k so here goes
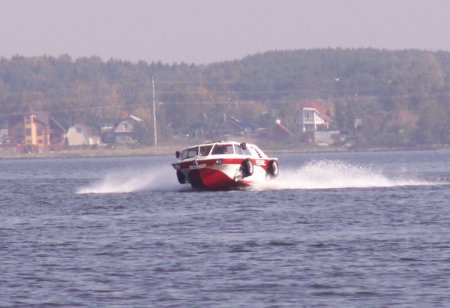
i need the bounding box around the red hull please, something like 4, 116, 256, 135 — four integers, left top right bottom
187, 168, 251, 190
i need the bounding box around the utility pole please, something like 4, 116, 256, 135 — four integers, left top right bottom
152, 76, 157, 146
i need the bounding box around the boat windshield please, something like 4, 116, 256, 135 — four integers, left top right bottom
180, 147, 198, 159
180, 143, 253, 159
211, 144, 234, 155
199, 145, 213, 156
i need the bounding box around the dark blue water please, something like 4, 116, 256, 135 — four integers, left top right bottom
1, 150, 449, 307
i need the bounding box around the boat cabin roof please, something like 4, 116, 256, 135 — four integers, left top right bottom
177, 141, 268, 160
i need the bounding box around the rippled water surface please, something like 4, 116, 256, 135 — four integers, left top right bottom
1, 150, 449, 307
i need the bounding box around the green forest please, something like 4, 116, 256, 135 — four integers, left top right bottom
1, 48, 450, 148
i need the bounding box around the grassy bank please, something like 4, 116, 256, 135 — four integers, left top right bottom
0, 144, 347, 160
1, 143, 447, 160
0, 145, 182, 159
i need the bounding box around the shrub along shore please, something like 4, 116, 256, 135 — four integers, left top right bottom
1, 142, 448, 160
0, 145, 181, 159
0, 140, 352, 159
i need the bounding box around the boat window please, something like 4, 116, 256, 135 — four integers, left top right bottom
212, 144, 234, 155
235, 144, 251, 155
199, 145, 213, 156
254, 148, 263, 158
238, 144, 252, 155
180, 147, 198, 159
234, 144, 244, 155
247, 145, 266, 158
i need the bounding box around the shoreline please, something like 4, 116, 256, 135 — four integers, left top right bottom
1, 143, 449, 160
0, 146, 180, 160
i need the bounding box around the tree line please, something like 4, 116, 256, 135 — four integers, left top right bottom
1, 48, 450, 148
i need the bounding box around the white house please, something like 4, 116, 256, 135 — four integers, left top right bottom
66, 123, 100, 146
0, 121, 8, 145
296, 102, 331, 133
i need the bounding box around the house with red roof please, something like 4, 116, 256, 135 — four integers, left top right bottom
296, 101, 332, 133
266, 119, 294, 140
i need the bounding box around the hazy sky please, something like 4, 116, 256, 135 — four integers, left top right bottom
1, 0, 450, 64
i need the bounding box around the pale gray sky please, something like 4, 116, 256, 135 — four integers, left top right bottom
1, 0, 449, 64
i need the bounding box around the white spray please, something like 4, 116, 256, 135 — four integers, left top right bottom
258, 160, 433, 190
76, 165, 179, 194
77, 159, 435, 194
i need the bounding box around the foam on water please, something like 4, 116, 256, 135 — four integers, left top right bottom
77, 159, 438, 194
76, 165, 179, 194
258, 160, 434, 190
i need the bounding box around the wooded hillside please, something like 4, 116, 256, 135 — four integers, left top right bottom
1, 48, 450, 148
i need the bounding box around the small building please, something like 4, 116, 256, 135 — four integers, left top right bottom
8, 111, 65, 152
66, 123, 100, 147
114, 115, 145, 145
265, 119, 294, 141
99, 119, 118, 145
209, 114, 255, 139
99, 114, 146, 145
296, 101, 332, 133
225, 115, 254, 135
0, 120, 8, 146
314, 130, 341, 146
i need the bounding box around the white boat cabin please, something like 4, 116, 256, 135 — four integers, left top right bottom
176, 141, 268, 160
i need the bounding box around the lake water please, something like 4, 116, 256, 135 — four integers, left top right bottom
1, 150, 449, 307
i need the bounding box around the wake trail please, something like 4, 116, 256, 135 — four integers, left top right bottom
258, 160, 436, 190
76, 165, 179, 194
77, 160, 441, 194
